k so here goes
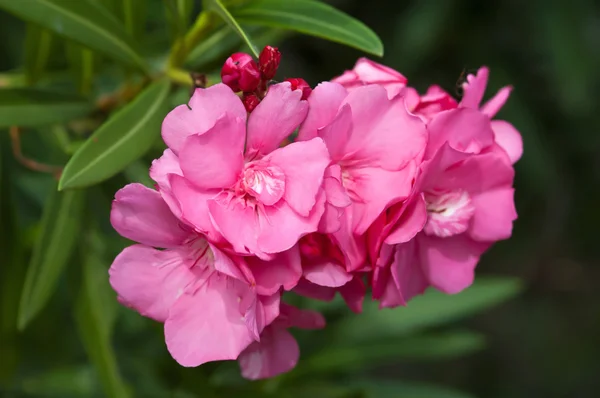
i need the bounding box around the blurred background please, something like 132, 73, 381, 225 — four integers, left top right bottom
1, 0, 599, 397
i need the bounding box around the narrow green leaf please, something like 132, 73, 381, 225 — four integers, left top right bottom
20, 366, 95, 397
59, 78, 171, 190
296, 331, 485, 376
0, 89, 91, 127
24, 24, 54, 85
231, 0, 384, 56
75, 236, 129, 398
0, 0, 148, 72
351, 380, 475, 398
66, 43, 95, 96
17, 188, 85, 330
336, 277, 523, 342
204, 0, 259, 57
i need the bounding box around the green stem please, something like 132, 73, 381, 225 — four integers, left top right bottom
168, 12, 216, 68
166, 68, 193, 86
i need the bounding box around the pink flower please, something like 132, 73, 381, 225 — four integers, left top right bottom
221, 52, 261, 93
332, 57, 409, 99
370, 107, 518, 306
258, 45, 281, 80
109, 183, 280, 367
156, 82, 330, 258
238, 303, 325, 380
298, 82, 427, 237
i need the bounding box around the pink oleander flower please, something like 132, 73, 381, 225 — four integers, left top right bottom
108, 183, 281, 367
332, 57, 408, 99
297, 81, 427, 248
370, 106, 518, 307
239, 303, 325, 379
154, 82, 330, 259
221, 52, 261, 93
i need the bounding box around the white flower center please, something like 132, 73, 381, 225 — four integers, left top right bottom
241, 162, 285, 206
423, 190, 475, 238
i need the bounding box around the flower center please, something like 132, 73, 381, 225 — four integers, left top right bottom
239, 161, 285, 206
423, 190, 475, 238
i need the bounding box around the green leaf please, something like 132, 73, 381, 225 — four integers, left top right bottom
0, 89, 91, 128
74, 234, 129, 398
24, 24, 54, 85
335, 277, 523, 343
0, 0, 148, 72
59, 78, 171, 190
66, 43, 95, 96
122, 0, 147, 41
294, 331, 485, 377
204, 0, 259, 57
350, 380, 475, 398
17, 187, 85, 330
20, 366, 95, 397
231, 0, 384, 56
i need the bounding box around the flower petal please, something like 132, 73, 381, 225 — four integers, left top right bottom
208, 194, 261, 256
162, 84, 246, 154
418, 234, 488, 294
298, 82, 348, 141
481, 86, 512, 118
111, 183, 190, 248
339, 276, 366, 313
238, 326, 299, 380
491, 120, 523, 164
246, 82, 308, 157
293, 278, 335, 301
246, 245, 303, 296
303, 260, 352, 288
109, 245, 201, 322
385, 193, 427, 245
164, 275, 256, 367
391, 240, 428, 303
460, 67, 488, 109
266, 138, 330, 217
278, 303, 326, 329
469, 187, 517, 242
179, 115, 245, 190
318, 104, 352, 161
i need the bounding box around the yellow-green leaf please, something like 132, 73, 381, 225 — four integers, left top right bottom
0, 89, 91, 128
18, 188, 85, 330
0, 0, 148, 72
231, 0, 384, 56
204, 0, 259, 57
24, 24, 54, 85
59, 79, 171, 190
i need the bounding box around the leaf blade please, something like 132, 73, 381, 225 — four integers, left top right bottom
231, 0, 384, 56
205, 0, 259, 57
59, 79, 171, 190
0, 89, 91, 128
0, 0, 147, 71
17, 187, 85, 330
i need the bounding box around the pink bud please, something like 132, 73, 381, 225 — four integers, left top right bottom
285, 78, 312, 100
242, 93, 260, 113
221, 53, 261, 92
258, 46, 281, 80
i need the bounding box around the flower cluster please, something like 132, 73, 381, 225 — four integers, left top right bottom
109, 52, 522, 379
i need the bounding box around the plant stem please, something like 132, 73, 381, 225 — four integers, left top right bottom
168, 12, 216, 68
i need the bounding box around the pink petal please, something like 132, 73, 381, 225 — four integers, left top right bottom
257, 193, 326, 254
278, 303, 326, 329
342, 85, 427, 170
339, 276, 366, 313
266, 138, 330, 217
164, 275, 256, 367
391, 240, 428, 303
246, 245, 303, 296
468, 188, 517, 242
331, 208, 367, 272
246, 82, 308, 157
162, 84, 246, 154
459, 67, 489, 109
425, 107, 495, 159
418, 234, 488, 294
179, 115, 245, 190
149, 149, 184, 219
348, 163, 416, 235
332, 58, 408, 99
109, 245, 200, 322
238, 326, 299, 380
258, 293, 282, 330
371, 244, 404, 308
169, 175, 221, 241
293, 278, 336, 301
318, 104, 352, 161
385, 193, 427, 245
297, 82, 348, 141
481, 86, 512, 118
323, 165, 351, 208
303, 260, 352, 287
210, 242, 246, 281
318, 203, 344, 234
111, 184, 190, 248
491, 120, 523, 164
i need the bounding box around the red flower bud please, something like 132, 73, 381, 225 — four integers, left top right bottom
221, 53, 261, 92
242, 93, 260, 113
259, 46, 281, 80
285, 78, 312, 100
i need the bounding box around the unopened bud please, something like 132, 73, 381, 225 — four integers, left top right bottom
258, 46, 281, 80
221, 53, 261, 92
285, 78, 312, 100
242, 93, 260, 113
